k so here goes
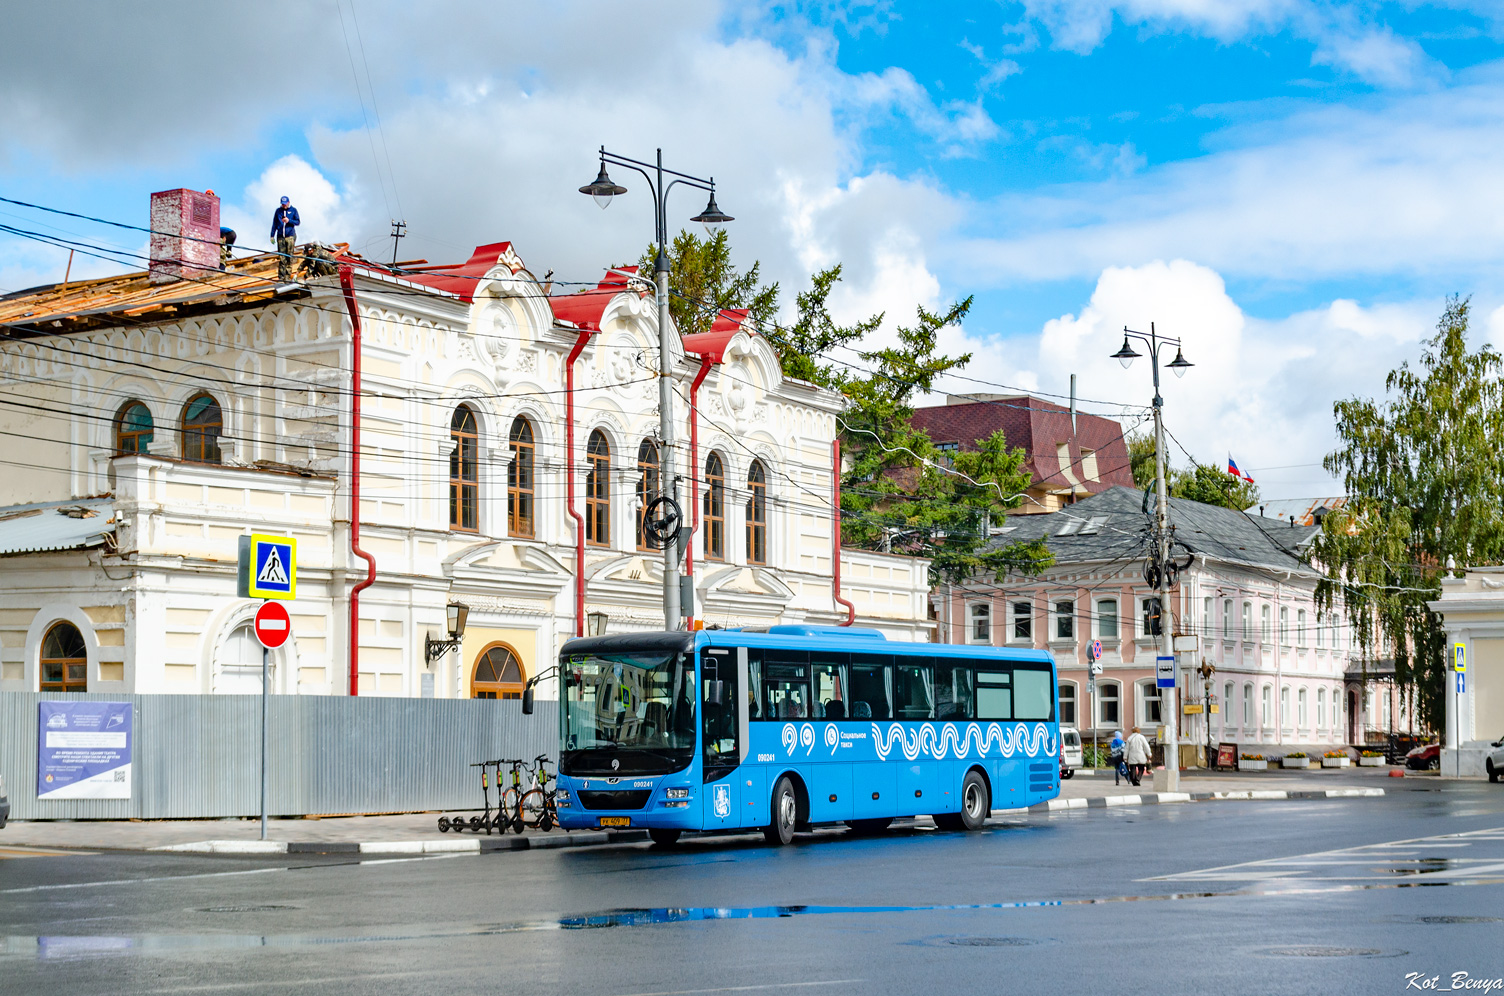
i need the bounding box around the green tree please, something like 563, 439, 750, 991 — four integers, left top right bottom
1127, 432, 1157, 489
1313, 296, 1504, 731
634, 229, 779, 338
773, 264, 881, 388
1171, 462, 1261, 511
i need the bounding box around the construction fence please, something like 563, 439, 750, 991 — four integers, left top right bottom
0, 691, 557, 821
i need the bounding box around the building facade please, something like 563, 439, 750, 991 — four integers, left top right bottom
0, 190, 931, 703
933, 487, 1358, 757
1431, 568, 1504, 775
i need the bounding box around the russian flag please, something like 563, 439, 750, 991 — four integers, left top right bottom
1228, 456, 1253, 484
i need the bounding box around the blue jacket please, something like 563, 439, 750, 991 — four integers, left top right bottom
270, 206, 300, 239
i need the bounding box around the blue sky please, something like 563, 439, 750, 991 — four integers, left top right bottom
4, 1, 1504, 499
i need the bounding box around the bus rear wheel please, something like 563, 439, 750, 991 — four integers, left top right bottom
934, 770, 989, 832
764, 776, 798, 846
649, 829, 682, 846
846, 818, 893, 835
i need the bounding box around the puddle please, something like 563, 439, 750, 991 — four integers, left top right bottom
1257, 946, 1401, 958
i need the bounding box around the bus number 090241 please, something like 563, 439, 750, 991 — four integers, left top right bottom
757, 753, 775, 762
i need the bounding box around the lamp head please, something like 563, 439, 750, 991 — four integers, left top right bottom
690, 188, 733, 234
579, 162, 627, 210
1168, 347, 1193, 379
586, 610, 609, 637
1111, 334, 1142, 369
446, 602, 469, 640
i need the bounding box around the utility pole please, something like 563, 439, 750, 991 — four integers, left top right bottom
388, 220, 406, 266
579, 148, 732, 630
1112, 323, 1193, 792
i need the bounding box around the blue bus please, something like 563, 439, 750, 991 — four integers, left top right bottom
537, 625, 1061, 845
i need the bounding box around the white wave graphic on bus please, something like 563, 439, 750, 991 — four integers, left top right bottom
869, 722, 1056, 761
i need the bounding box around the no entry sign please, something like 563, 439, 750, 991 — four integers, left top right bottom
253, 600, 292, 649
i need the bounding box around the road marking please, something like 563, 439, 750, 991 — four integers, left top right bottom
0, 867, 284, 895
1145, 825, 1504, 884
611, 982, 863, 996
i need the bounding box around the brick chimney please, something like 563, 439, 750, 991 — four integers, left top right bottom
149, 188, 220, 285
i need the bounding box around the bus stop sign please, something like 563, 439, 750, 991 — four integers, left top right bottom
1156, 655, 1176, 689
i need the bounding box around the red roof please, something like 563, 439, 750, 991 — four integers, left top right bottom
549, 267, 647, 331
682, 309, 751, 363
909, 396, 1135, 495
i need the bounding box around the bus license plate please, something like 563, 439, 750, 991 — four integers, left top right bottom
599, 817, 631, 827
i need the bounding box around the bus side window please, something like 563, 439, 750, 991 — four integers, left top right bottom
764, 650, 810, 719
894, 663, 935, 720
975, 669, 1012, 720
811, 652, 849, 719
848, 657, 892, 720
747, 650, 763, 721
935, 663, 973, 719
1012, 666, 1054, 721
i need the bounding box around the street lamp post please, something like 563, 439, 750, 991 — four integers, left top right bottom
580, 148, 732, 631
1111, 323, 1192, 791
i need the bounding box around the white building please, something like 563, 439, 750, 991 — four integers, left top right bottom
0, 189, 931, 702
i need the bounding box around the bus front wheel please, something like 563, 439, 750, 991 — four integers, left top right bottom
935, 770, 989, 832
764, 776, 798, 846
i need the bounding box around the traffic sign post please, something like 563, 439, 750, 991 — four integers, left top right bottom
251, 599, 293, 841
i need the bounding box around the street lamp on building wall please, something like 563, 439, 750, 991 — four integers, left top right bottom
1111, 322, 1192, 791
424, 602, 469, 666
580, 147, 733, 631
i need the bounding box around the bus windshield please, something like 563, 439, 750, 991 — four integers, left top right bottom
560, 650, 696, 775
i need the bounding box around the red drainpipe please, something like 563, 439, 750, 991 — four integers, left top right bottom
565, 329, 594, 638
338, 266, 377, 694
684, 358, 712, 621
832, 439, 855, 626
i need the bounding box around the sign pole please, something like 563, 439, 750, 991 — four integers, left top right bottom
261, 644, 268, 841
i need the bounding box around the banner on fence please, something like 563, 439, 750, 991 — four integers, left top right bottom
37, 701, 133, 799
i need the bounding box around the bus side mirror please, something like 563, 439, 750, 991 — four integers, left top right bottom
708, 680, 724, 706
521, 687, 534, 715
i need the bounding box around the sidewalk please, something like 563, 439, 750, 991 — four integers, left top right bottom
0, 766, 1407, 855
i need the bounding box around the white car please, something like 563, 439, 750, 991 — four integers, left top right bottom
1060, 727, 1083, 780
1486, 738, 1504, 783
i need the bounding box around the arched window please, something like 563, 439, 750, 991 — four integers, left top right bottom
704, 452, 725, 561
1242, 682, 1254, 727
1136, 679, 1162, 726
1223, 681, 1235, 732
508, 417, 535, 538
1096, 681, 1120, 727
746, 459, 767, 565
215, 623, 278, 694
1058, 681, 1077, 726
1261, 684, 1273, 727
635, 439, 661, 551
449, 406, 479, 533
1298, 687, 1309, 728
40, 621, 87, 692
115, 401, 153, 455
1317, 687, 1327, 727
181, 393, 223, 464
586, 430, 610, 546
472, 643, 525, 699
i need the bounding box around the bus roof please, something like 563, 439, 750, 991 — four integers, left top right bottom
559, 629, 1055, 668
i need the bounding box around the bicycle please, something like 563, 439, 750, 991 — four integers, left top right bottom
496, 759, 526, 834
516, 754, 557, 832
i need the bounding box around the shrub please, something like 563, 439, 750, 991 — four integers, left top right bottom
1323, 750, 1347, 758
1285, 752, 1307, 759
1240, 753, 1265, 761
1361, 750, 1384, 757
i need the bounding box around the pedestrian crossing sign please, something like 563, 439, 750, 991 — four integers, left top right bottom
238, 533, 297, 600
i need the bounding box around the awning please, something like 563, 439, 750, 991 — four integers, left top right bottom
0, 498, 116, 556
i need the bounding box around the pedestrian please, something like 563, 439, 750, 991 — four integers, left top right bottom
1125, 727, 1152, 787
1109, 730, 1125, 786
218, 226, 237, 270
270, 195, 300, 282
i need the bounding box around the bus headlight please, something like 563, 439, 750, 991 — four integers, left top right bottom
554, 791, 572, 807
665, 787, 691, 799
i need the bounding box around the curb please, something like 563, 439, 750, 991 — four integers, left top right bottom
149, 829, 651, 855
1016, 786, 1385, 814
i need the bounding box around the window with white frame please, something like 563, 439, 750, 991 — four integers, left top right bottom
1011, 600, 1033, 643
1261, 604, 1272, 643
1279, 606, 1290, 645
1297, 687, 1308, 728
1316, 613, 1325, 649
1203, 597, 1213, 637
1297, 609, 1306, 646
1261, 684, 1273, 727
1243, 683, 1254, 727
1054, 599, 1074, 640
1137, 680, 1163, 727
1141, 597, 1163, 638
1316, 687, 1326, 727
1096, 598, 1119, 640
1330, 614, 1340, 650
1242, 602, 1252, 641
1222, 599, 1233, 640
1097, 681, 1120, 727
1224, 681, 1235, 729
1280, 685, 1291, 728
969, 603, 991, 644
1059, 682, 1077, 726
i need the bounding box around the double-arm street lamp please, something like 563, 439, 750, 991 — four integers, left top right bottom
580, 148, 732, 630
1111, 323, 1192, 791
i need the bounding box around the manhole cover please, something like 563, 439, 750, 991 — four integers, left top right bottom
198, 905, 298, 913
1260, 947, 1387, 958
947, 937, 1041, 947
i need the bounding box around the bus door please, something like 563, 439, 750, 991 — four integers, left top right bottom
893, 661, 939, 813
848, 655, 895, 818
701, 647, 741, 828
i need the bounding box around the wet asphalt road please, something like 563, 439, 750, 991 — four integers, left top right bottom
3, 781, 1504, 996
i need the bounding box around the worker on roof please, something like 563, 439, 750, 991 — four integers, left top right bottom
270, 196, 300, 282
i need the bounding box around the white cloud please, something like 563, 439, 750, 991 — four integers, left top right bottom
220, 156, 360, 254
